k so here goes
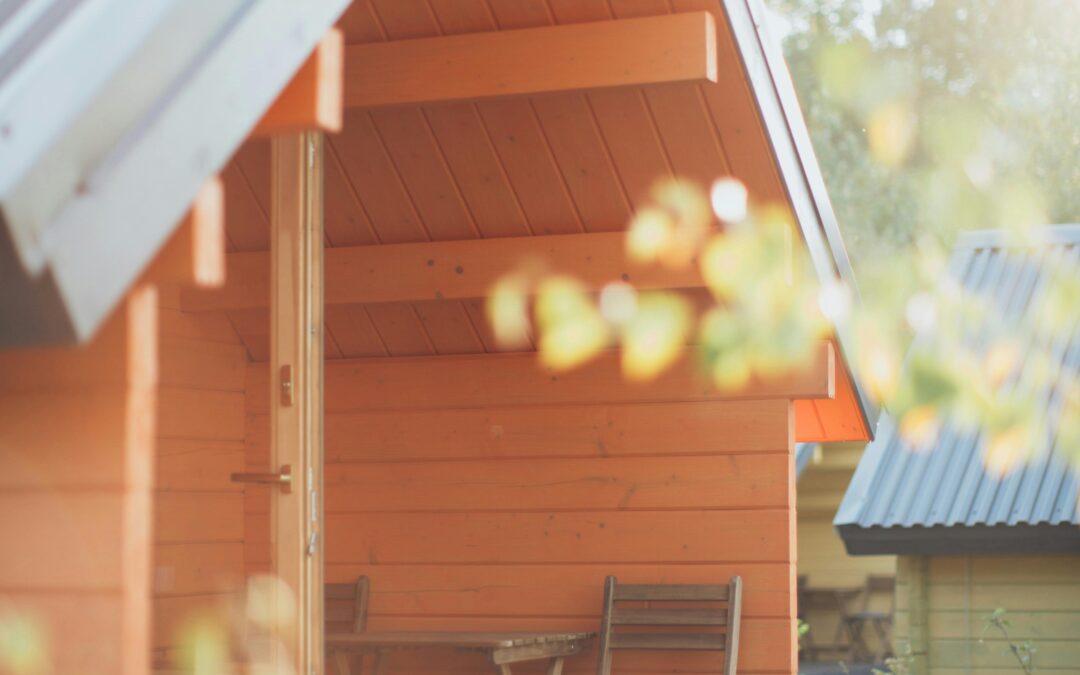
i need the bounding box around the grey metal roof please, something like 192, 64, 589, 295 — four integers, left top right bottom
0, 0, 349, 346
836, 225, 1080, 555
795, 443, 818, 480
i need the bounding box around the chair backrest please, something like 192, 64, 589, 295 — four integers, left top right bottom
596, 576, 742, 675
325, 576, 370, 634
862, 575, 896, 612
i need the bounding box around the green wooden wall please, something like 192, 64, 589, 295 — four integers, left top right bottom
894, 554, 1080, 674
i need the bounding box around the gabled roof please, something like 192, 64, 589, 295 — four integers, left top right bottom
723, 0, 879, 438
836, 226, 1080, 555
0, 0, 348, 347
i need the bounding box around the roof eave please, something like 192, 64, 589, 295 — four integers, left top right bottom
720, 0, 880, 439
839, 523, 1080, 556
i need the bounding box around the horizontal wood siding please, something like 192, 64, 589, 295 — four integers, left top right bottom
0, 288, 157, 674
894, 554, 1080, 673
152, 298, 247, 663
247, 360, 799, 674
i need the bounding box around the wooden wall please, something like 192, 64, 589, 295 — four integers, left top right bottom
796, 443, 894, 659
246, 357, 800, 674
0, 288, 157, 674
895, 554, 1080, 674
151, 292, 248, 663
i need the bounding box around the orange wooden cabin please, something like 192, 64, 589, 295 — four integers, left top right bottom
0, 1, 875, 674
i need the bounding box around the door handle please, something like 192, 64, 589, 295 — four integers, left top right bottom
231, 464, 292, 493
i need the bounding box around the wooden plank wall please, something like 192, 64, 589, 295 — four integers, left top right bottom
894, 554, 1080, 674
152, 290, 248, 661
246, 361, 800, 674
0, 288, 157, 674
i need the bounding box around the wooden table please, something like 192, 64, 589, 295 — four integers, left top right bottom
797, 586, 862, 661
326, 631, 595, 675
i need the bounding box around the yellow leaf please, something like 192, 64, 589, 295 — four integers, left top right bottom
868, 101, 916, 167
621, 293, 692, 381
626, 207, 674, 263
536, 277, 610, 370
898, 404, 941, 452
486, 275, 531, 349
982, 425, 1030, 477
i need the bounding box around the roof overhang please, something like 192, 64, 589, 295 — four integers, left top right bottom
721, 0, 880, 438
0, 0, 349, 347
840, 523, 1080, 556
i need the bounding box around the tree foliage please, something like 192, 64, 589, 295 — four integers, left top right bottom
773, 0, 1080, 290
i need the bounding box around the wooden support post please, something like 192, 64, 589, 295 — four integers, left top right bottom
270, 132, 325, 673
906, 555, 930, 675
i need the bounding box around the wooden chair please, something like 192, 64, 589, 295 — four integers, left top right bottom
842, 575, 895, 663
596, 576, 742, 675
326, 576, 372, 675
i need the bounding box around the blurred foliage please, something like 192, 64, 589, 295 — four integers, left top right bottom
0, 604, 46, 674
486, 0, 1080, 478
773, 0, 1080, 297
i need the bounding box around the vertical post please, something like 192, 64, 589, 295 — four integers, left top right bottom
270, 131, 325, 674
906, 555, 930, 674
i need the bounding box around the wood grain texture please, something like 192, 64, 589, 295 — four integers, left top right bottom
246, 343, 834, 413
345, 12, 717, 107
0, 287, 157, 675
326, 510, 792, 564
181, 231, 707, 311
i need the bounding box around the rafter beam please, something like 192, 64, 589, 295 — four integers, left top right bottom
254, 30, 344, 136
143, 178, 225, 288
344, 12, 718, 108
179, 231, 707, 312
246, 342, 836, 414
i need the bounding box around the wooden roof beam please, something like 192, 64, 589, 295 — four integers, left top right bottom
143, 178, 225, 288
253, 29, 344, 136
245, 342, 836, 414
344, 12, 718, 108
179, 231, 706, 312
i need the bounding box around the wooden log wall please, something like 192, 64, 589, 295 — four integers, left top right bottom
151, 290, 248, 663
0, 287, 157, 674
245, 357, 800, 674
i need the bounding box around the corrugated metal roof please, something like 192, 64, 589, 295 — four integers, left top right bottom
836, 225, 1080, 555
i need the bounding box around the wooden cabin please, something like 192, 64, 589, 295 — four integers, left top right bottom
836, 228, 1080, 674
796, 442, 895, 662
0, 1, 877, 673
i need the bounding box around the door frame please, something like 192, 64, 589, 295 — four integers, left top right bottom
269, 130, 325, 674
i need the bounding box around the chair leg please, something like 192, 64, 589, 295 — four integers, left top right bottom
547, 656, 565, 675
597, 650, 612, 675
369, 651, 384, 675
332, 651, 353, 675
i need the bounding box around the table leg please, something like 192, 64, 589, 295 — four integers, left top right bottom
332, 651, 352, 675
547, 656, 565, 675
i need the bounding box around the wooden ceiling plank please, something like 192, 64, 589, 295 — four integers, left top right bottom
344, 12, 718, 108
245, 341, 836, 414
476, 98, 585, 235
252, 29, 344, 136
179, 231, 705, 312
143, 178, 225, 288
